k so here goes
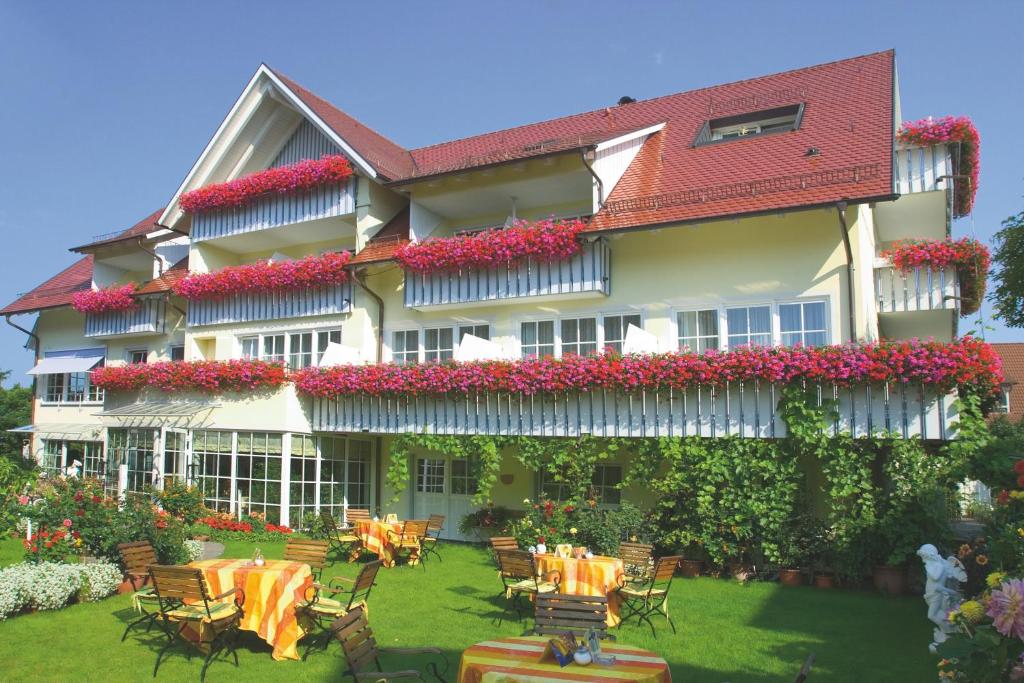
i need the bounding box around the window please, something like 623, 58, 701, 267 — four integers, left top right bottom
416, 459, 445, 493
698, 104, 803, 144
317, 330, 342, 363
424, 328, 454, 363
603, 314, 641, 353
779, 301, 828, 347
521, 321, 555, 359
288, 332, 314, 369
541, 464, 623, 506
678, 310, 720, 353
289, 434, 318, 526
726, 305, 771, 348
170, 345, 185, 362
163, 431, 187, 487
66, 372, 87, 402
458, 324, 490, 342
392, 330, 419, 365
241, 336, 259, 359
42, 441, 62, 477
235, 432, 283, 523
45, 373, 65, 403
321, 436, 372, 518
128, 349, 148, 365
107, 428, 156, 494
262, 335, 285, 363
561, 318, 598, 356
450, 458, 479, 496
43, 370, 103, 404
192, 430, 233, 513
998, 387, 1011, 414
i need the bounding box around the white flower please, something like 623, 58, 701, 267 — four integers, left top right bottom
570, 527, 578, 535
523, 498, 531, 504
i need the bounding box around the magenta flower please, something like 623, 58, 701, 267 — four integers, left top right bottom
896, 116, 979, 217
988, 579, 1024, 641
173, 251, 352, 301
62, 519, 72, 528
71, 284, 137, 314
17, 495, 29, 505
880, 238, 990, 316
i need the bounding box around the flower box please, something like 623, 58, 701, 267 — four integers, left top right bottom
71, 285, 137, 314
896, 116, 979, 217
880, 238, 990, 315
90, 359, 287, 393
172, 251, 352, 301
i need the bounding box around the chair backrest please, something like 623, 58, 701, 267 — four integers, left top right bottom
426, 514, 445, 534
648, 555, 682, 595
496, 548, 536, 582
619, 541, 654, 570
402, 519, 429, 541
117, 540, 158, 576
535, 593, 609, 639
489, 536, 519, 552
345, 561, 382, 609
344, 508, 371, 524
284, 538, 329, 571
320, 510, 341, 534
331, 606, 379, 675
149, 565, 213, 615
794, 653, 815, 683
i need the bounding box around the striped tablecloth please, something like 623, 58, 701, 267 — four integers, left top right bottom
458, 636, 672, 683
191, 558, 313, 661
355, 519, 404, 566
536, 555, 625, 626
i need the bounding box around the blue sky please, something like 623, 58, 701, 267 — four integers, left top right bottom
0, 1, 1021, 386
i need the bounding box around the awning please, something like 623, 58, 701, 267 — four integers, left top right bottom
96, 401, 217, 418
7, 423, 103, 439
27, 355, 104, 375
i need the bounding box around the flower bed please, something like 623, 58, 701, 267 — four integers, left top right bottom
179, 155, 354, 213
0, 561, 122, 620
90, 359, 286, 393
881, 238, 991, 315
70, 284, 137, 314
394, 218, 586, 273
194, 514, 293, 542
896, 115, 979, 217
172, 251, 352, 301
294, 337, 1002, 399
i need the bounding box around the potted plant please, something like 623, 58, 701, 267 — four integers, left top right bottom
457, 504, 514, 543
679, 542, 706, 578
774, 514, 823, 587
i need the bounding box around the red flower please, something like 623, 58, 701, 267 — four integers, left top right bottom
71, 284, 137, 314
896, 116, 979, 217
563, 505, 575, 514
45, 541, 53, 549
1017, 475, 1024, 489
72, 531, 80, 539
998, 490, 1011, 505
880, 238, 990, 316
1014, 460, 1024, 475
62, 518, 72, 527
74, 491, 84, 502
91, 495, 101, 503
537, 536, 546, 544
155, 520, 167, 529
91, 359, 287, 394
172, 251, 352, 302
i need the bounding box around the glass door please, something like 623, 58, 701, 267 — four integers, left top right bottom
163, 430, 189, 488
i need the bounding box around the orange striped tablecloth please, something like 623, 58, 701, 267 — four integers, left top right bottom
536, 554, 625, 626
458, 635, 671, 683
356, 519, 404, 566
191, 558, 313, 661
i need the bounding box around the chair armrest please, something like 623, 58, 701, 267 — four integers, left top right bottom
379, 647, 443, 656
305, 582, 344, 601
213, 586, 245, 607
327, 575, 355, 587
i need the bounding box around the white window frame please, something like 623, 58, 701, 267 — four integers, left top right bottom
673, 296, 833, 351
600, 311, 644, 354
386, 321, 494, 364
235, 326, 343, 368
40, 370, 105, 406
423, 326, 455, 364
711, 113, 799, 141
538, 463, 623, 507
676, 308, 721, 354
998, 386, 1011, 414
517, 311, 646, 359
127, 348, 149, 365
558, 316, 600, 357
519, 319, 557, 359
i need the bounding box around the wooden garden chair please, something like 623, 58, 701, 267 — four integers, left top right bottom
343, 507, 372, 525
794, 653, 815, 683
534, 593, 613, 641
297, 560, 382, 658
117, 540, 161, 641
419, 514, 445, 563
386, 520, 429, 569
618, 541, 655, 583
488, 536, 518, 570
322, 510, 363, 562
495, 548, 559, 623
616, 555, 681, 637
331, 605, 448, 681
284, 538, 330, 581
148, 564, 244, 681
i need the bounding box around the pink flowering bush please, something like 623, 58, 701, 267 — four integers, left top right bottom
395, 218, 586, 273
91, 359, 286, 393
172, 251, 351, 301
897, 116, 979, 217
881, 238, 991, 315
293, 337, 1002, 400
70, 285, 137, 314
179, 155, 354, 213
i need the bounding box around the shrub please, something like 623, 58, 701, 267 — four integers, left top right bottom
183, 539, 204, 562
153, 481, 207, 524
0, 561, 121, 619
77, 562, 123, 602
458, 505, 515, 537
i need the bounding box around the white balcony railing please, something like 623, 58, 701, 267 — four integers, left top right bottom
311, 382, 957, 440
404, 238, 611, 309
894, 144, 951, 195
875, 262, 958, 314
186, 283, 352, 327
191, 180, 356, 243
84, 297, 166, 338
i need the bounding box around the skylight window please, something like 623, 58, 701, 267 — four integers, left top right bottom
694, 104, 804, 146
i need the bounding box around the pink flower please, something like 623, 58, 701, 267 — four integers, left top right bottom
71, 284, 137, 314
896, 116, 979, 217
91, 359, 287, 394
172, 251, 352, 301
880, 238, 990, 316
987, 579, 1024, 641
62, 518, 72, 528
17, 495, 28, 505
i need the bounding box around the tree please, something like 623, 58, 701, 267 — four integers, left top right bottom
991, 209, 1024, 327
0, 370, 32, 456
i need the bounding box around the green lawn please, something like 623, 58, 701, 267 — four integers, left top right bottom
0, 536, 936, 682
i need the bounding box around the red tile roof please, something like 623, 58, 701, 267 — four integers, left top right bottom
71, 209, 165, 252
0, 255, 93, 315
351, 207, 410, 265
992, 343, 1024, 423
136, 257, 189, 295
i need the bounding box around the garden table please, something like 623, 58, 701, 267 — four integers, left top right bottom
457, 635, 672, 682
354, 519, 405, 567
535, 554, 625, 626
190, 558, 313, 660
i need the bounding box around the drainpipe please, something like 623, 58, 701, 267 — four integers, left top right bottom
350, 268, 384, 364
580, 148, 604, 208
834, 201, 857, 343
6, 315, 40, 458
136, 237, 163, 277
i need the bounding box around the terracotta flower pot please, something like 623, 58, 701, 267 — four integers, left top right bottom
779, 568, 804, 587
873, 565, 907, 596
116, 580, 136, 596
679, 559, 703, 577
813, 573, 835, 589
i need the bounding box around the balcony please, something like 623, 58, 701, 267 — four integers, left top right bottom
311, 381, 957, 440
874, 262, 958, 314
84, 297, 166, 339
894, 144, 951, 196
190, 180, 356, 247
404, 238, 610, 310
186, 283, 352, 327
